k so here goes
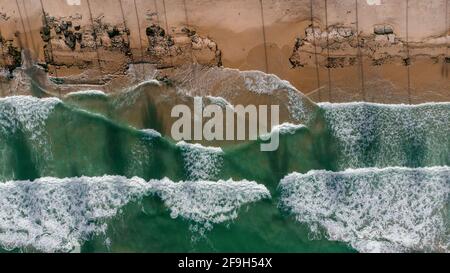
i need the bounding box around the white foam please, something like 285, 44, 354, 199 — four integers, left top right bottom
241, 70, 296, 95
287, 89, 309, 123
271, 123, 306, 135
319, 101, 450, 108
167, 66, 314, 123
133, 79, 162, 89
150, 178, 271, 236
279, 166, 450, 253
206, 95, 234, 109
0, 96, 61, 136
176, 141, 224, 180
66, 0, 81, 5
126, 64, 158, 82
111, 80, 161, 109
126, 129, 159, 177
127, 139, 152, 178
366, 0, 381, 6
319, 102, 450, 169
0, 96, 61, 178
0, 175, 150, 252
65, 90, 107, 98
0, 175, 270, 252
240, 70, 309, 122
260, 123, 306, 141
141, 129, 162, 138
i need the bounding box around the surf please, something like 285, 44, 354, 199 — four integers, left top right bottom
0, 63, 448, 253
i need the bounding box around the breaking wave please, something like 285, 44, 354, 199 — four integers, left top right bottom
150, 178, 271, 237
0, 175, 270, 252
279, 166, 450, 253
0, 96, 61, 179
0, 175, 149, 252
65, 90, 108, 98
176, 141, 224, 180
319, 102, 450, 169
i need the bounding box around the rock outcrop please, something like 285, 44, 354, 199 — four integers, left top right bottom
144, 25, 222, 69
40, 13, 132, 74
0, 34, 22, 75
289, 24, 447, 68
37, 12, 221, 77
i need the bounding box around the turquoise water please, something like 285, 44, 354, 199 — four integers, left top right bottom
0, 78, 448, 253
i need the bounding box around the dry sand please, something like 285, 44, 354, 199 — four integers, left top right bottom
0, 0, 448, 103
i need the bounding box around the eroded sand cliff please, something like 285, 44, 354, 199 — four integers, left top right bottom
0, 0, 448, 103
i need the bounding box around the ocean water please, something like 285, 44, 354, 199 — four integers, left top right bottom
0, 73, 448, 253
280, 167, 449, 253
319, 102, 450, 169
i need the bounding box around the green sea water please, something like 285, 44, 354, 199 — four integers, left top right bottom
0, 78, 448, 253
